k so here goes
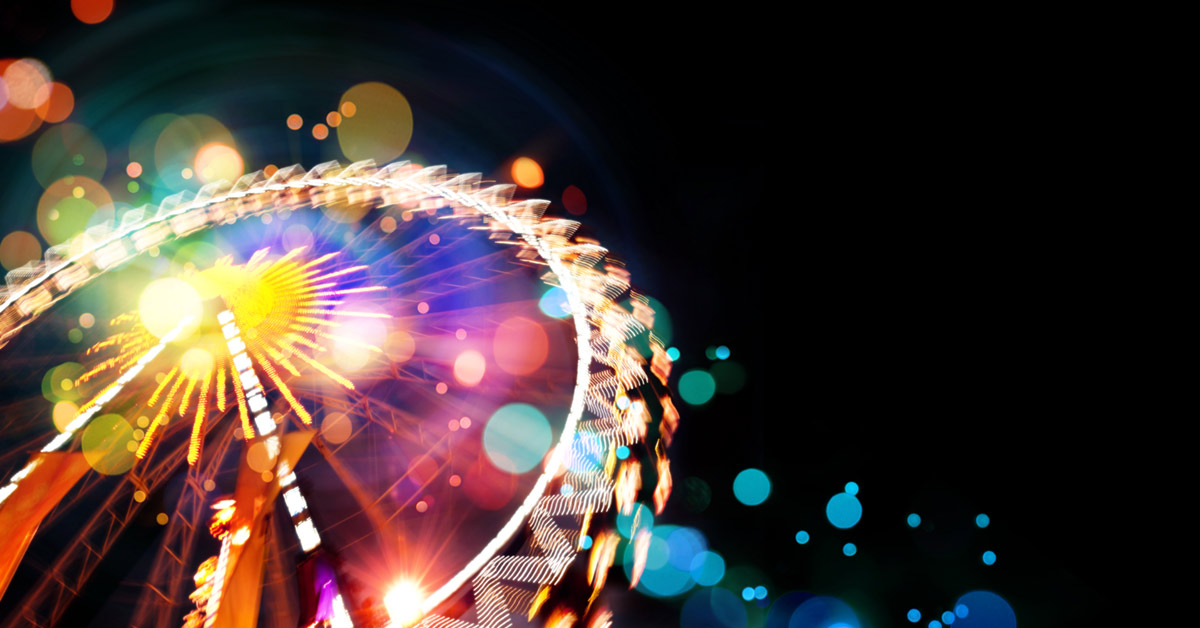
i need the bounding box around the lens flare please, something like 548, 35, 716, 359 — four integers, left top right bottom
137, 277, 203, 339
384, 581, 424, 627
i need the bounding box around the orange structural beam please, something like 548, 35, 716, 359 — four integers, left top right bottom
0, 452, 93, 602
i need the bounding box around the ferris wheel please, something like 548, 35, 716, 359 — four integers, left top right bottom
0, 160, 678, 627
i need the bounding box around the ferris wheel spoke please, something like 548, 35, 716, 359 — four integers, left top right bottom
326, 224, 479, 294
374, 248, 518, 301
306, 427, 454, 539
296, 436, 404, 553
287, 386, 432, 449
377, 453, 453, 529
329, 449, 457, 556
130, 418, 240, 627
30, 398, 239, 554
0, 398, 56, 452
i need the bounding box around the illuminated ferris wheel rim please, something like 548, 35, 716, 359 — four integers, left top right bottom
0, 159, 597, 617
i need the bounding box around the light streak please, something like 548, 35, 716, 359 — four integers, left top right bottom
0, 316, 192, 507
215, 365, 226, 412
147, 365, 179, 407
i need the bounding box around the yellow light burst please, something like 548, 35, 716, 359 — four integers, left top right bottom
87, 246, 388, 466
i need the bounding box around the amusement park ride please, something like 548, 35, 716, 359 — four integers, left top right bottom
0, 160, 677, 627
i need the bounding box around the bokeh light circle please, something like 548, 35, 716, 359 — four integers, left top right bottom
246, 441, 277, 474
679, 369, 716, 405
826, 492, 863, 529
953, 591, 1015, 628
81, 413, 136, 475
72, 0, 114, 24
385, 330, 416, 363
34, 82, 74, 123
511, 157, 544, 188
137, 277, 202, 339
180, 347, 214, 377
462, 460, 517, 511
0, 102, 41, 142
616, 501, 653, 539
666, 527, 708, 571
53, 400, 79, 432
0, 230, 42, 270
42, 362, 84, 403
688, 550, 726, 585
127, 113, 177, 180
705, 357, 744, 393
194, 142, 244, 183
538, 286, 570, 318
337, 82, 413, 163
327, 302, 388, 372
452, 350, 486, 386
493, 316, 548, 375
482, 403, 552, 473
154, 114, 236, 189
789, 595, 861, 628
282, 223, 314, 250
2, 58, 51, 109
562, 184, 586, 215
622, 524, 695, 598
37, 176, 112, 245
321, 412, 353, 445
732, 468, 771, 506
